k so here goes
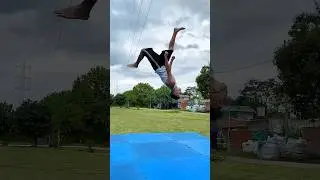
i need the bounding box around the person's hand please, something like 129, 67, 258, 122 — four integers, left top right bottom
171, 56, 175, 61
164, 51, 169, 57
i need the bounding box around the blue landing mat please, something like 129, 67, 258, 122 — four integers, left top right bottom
110, 132, 210, 180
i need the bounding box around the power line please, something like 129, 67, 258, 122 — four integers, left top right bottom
134, 0, 153, 56
214, 59, 272, 74
128, 0, 145, 61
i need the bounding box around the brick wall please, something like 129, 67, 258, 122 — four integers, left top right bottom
179, 99, 188, 110
229, 130, 252, 151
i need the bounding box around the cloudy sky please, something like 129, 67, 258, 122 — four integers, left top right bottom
110, 0, 210, 95
0, 0, 108, 105
1, 0, 317, 105
211, 0, 315, 97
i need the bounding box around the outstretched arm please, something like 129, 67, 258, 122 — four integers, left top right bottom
169, 56, 175, 68
164, 52, 172, 73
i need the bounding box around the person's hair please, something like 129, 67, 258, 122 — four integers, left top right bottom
170, 90, 180, 100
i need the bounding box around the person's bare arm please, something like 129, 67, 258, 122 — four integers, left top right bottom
164, 52, 176, 86
169, 56, 175, 69
164, 52, 172, 73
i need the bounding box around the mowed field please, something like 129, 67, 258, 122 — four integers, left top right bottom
1, 108, 320, 180
110, 107, 210, 135
0, 147, 108, 180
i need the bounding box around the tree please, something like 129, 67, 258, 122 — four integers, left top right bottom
110, 94, 114, 106
155, 86, 173, 109
123, 90, 136, 107
273, 4, 320, 118
73, 66, 109, 100
132, 83, 155, 107
196, 66, 210, 99
184, 86, 203, 105
71, 66, 109, 148
15, 99, 51, 146
184, 86, 197, 96
113, 93, 127, 107
0, 101, 14, 139
41, 90, 74, 147
239, 78, 279, 112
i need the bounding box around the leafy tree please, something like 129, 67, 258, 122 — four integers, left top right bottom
123, 90, 136, 107
71, 66, 109, 148
196, 66, 210, 99
15, 99, 51, 146
155, 86, 173, 109
110, 94, 114, 106
113, 93, 127, 107
73, 66, 109, 100
41, 91, 74, 147
239, 78, 279, 111
184, 86, 204, 105
273, 3, 320, 118
0, 101, 14, 139
132, 83, 155, 107
184, 86, 197, 96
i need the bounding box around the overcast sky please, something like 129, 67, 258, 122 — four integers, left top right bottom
1, 0, 317, 105
0, 0, 108, 105
211, 0, 315, 97
110, 0, 210, 95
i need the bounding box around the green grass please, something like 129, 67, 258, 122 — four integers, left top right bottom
2, 146, 319, 180
110, 107, 210, 135
211, 162, 320, 180
2, 108, 319, 179
0, 147, 108, 180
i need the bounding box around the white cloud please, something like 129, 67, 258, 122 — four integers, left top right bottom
110, 0, 209, 94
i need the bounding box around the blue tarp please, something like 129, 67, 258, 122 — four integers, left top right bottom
110, 132, 210, 180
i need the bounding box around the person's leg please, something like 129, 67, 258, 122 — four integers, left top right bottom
127, 49, 146, 68
54, 0, 97, 20
127, 48, 160, 71
168, 27, 185, 50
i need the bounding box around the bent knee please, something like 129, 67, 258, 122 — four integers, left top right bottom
141, 48, 152, 51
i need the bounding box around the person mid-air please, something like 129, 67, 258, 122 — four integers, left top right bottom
127, 27, 185, 100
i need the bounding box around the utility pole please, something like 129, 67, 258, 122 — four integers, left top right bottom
15, 61, 31, 105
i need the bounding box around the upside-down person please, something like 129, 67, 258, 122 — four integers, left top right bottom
54, 0, 97, 20
127, 27, 186, 100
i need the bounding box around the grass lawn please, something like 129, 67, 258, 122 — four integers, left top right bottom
2, 108, 319, 179
0, 147, 108, 180
211, 161, 320, 180
110, 107, 210, 135
2, 146, 319, 180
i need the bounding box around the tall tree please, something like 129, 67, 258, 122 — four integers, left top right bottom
123, 90, 136, 107
196, 66, 210, 99
155, 86, 173, 109
15, 99, 51, 146
0, 101, 14, 139
41, 90, 74, 147
110, 94, 114, 106
113, 93, 127, 107
71, 66, 109, 146
273, 4, 320, 118
183, 86, 203, 105
132, 83, 155, 107
239, 78, 279, 111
